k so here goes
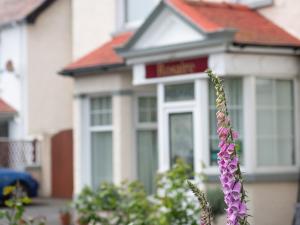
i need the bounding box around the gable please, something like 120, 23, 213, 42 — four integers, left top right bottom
133, 7, 205, 50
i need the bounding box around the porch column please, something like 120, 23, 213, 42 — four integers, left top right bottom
73, 95, 91, 196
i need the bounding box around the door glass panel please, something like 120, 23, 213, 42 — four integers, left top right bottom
169, 113, 194, 169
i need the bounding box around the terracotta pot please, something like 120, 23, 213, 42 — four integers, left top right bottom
60, 212, 71, 225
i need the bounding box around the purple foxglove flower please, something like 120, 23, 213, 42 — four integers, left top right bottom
231, 182, 242, 200
228, 157, 238, 173
226, 143, 235, 154
232, 130, 239, 140
239, 202, 247, 216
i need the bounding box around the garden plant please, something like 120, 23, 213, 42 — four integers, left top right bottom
188, 70, 249, 225
0, 183, 46, 225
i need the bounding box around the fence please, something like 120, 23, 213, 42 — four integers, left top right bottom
0, 139, 40, 170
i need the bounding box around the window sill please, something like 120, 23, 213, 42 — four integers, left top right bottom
205, 171, 299, 183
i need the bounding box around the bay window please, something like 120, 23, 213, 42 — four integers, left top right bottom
136, 96, 157, 194
256, 79, 295, 167
90, 96, 113, 189
209, 78, 244, 166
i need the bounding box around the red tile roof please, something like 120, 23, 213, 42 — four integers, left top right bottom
61, 0, 300, 75
63, 32, 133, 72
167, 0, 300, 46
0, 98, 17, 115
0, 0, 53, 27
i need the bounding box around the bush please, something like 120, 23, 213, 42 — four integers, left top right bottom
153, 159, 200, 225
73, 160, 224, 225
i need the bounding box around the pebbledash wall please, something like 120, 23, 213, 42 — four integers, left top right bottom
64, 0, 300, 225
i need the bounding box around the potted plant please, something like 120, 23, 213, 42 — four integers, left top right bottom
59, 205, 72, 225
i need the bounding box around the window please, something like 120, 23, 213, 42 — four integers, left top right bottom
90, 96, 113, 189
125, 0, 157, 23
0, 121, 9, 137
256, 79, 294, 167
235, 0, 273, 8
165, 83, 194, 102
209, 78, 244, 166
136, 96, 157, 194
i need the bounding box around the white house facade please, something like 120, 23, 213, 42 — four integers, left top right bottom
61, 0, 300, 224
0, 0, 73, 196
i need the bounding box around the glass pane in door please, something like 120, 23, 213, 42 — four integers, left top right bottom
169, 113, 194, 169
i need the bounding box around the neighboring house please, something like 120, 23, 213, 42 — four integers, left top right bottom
0, 0, 73, 196
60, 0, 300, 224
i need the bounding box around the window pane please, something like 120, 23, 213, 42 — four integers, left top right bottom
165, 83, 194, 102
126, 0, 155, 23
276, 80, 293, 107
90, 96, 112, 126
169, 113, 194, 170
256, 79, 273, 107
137, 130, 157, 194
91, 132, 113, 189
209, 78, 243, 165
257, 138, 275, 166
256, 109, 274, 137
138, 96, 157, 123
256, 79, 294, 167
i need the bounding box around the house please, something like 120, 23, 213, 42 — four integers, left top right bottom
60, 0, 300, 224
0, 0, 73, 197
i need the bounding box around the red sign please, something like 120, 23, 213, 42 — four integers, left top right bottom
146, 57, 208, 79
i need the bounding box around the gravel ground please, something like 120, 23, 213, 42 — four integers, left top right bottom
0, 198, 71, 225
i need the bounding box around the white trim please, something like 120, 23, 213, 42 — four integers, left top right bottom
133, 69, 207, 86
157, 83, 166, 172
228, 45, 300, 56
164, 106, 196, 171
83, 97, 92, 187
195, 79, 209, 173
134, 93, 158, 183
294, 77, 300, 169
244, 76, 256, 174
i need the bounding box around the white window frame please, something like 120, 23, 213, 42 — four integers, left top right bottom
116, 0, 160, 30
157, 79, 208, 175
134, 93, 158, 183
88, 95, 113, 187
252, 77, 299, 174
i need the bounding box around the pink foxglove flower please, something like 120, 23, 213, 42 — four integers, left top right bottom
208, 70, 249, 225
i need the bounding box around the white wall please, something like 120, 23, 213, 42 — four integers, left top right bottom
0, 24, 27, 139
26, 0, 73, 137
72, 0, 116, 59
